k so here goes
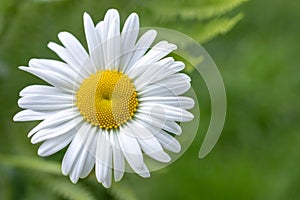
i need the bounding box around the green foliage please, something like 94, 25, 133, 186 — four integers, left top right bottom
109, 184, 139, 200
0, 0, 245, 200
149, 0, 245, 20
195, 13, 243, 43
32, 0, 66, 3
0, 154, 61, 175
142, 0, 246, 43
39, 176, 97, 200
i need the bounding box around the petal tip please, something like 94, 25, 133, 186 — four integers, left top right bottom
18, 66, 27, 71
83, 12, 93, 23
37, 148, 46, 157
13, 113, 20, 122
83, 12, 89, 18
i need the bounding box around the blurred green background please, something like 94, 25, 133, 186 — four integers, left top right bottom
1, 0, 300, 199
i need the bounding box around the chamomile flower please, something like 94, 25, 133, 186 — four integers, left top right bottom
14, 9, 194, 188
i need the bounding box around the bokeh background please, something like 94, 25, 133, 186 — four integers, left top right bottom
1, 0, 299, 199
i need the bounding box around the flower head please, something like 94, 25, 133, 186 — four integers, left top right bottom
14, 9, 194, 188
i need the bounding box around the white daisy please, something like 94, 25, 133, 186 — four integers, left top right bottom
14, 9, 194, 188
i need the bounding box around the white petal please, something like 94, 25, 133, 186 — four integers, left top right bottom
101, 9, 120, 70
139, 84, 174, 97
17, 104, 71, 112
13, 110, 55, 121
137, 61, 185, 90
80, 126, 98, 178
95, 132, 104, 183
162, 120, 182, 135
83, 12, 102, 72
28, 58, 81, 83
58, 32, 87, 63
95, 21, 105, 41
19, 93, 72, 102
106, 18, 120, 70
139, 96, 194, 109
95, 21, 108, 67
155, 130, 181, 153
31, 116, 83, 144
129, 122, 170, 163
20, 104, 72, 112
17, 105, 72, 113
102, 131, 112, 188
110, 131, 125, 182
95, 130, 112, 184
61, 123, 90, 181
139, 74, 191, 96
120, 13, 139, 72
125, 30, 157, 72
90, 44, 106, 71
28, 108, 80, 137
38, 129, 75, 157
84, 13, 97, 53
135, 113, 182, 135
169, 61, 185, 72
117, 125, 144, 172
138, 104, 194, 122
127, 41, 177, 79
69, 124, 96, 183
135, 164, 150, 178
47, 42, 90, 78
19, 66, 75, 92
102, 163, 112, 188
58, 32, 94, 75
104, 9, 120, 25
137, 124, 181, 153
20, 85, 72, 97
18, 94, 73, 111
134, 57, 174, 90
162, 73, 191, 82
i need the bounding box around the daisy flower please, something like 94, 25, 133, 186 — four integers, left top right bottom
14, 9, 194, 188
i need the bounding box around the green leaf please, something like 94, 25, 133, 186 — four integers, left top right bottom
149, 0, 247, 20
109, 184, 139, 200
195, 13, 244, 43
157, 13, 243, 44
31, 0, 66, 3
22, 181, 57, 200
0, 17, 3, 36
38, 176, 97, 200
139, 0, 246, 43
0, 154, 61, 175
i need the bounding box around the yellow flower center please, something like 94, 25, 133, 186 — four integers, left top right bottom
76, 70, 138, 129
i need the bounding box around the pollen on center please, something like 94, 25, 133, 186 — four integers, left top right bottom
76, 70, 138, 129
